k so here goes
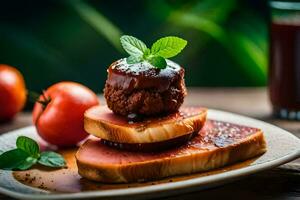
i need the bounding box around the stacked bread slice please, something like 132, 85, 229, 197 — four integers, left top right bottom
76, 105, 266, 183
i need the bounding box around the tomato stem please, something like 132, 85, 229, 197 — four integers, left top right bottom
27, 91, 51, 109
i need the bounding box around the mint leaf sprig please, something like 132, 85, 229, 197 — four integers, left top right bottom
0, 136, 66, 170
120, 35, 187, 69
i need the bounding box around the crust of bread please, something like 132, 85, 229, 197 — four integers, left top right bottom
84, 106, 207, 143
76, 131, 267, 183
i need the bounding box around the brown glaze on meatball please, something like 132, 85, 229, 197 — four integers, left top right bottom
104, 58, 187, 118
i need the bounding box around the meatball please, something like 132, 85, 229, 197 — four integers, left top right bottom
104, 58, 187, 117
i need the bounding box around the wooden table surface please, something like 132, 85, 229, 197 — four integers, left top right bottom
0, 88, 299, 200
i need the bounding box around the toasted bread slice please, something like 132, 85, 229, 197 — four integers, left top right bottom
84, 106, 207, 143
76, 120, 267, 183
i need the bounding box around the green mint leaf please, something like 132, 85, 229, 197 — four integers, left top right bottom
17, 157, 37, 170
120, 35, 148, 58
16, 136, 40, 158
151, 36, 187, 58
38, 151, 66, 168
0, 149, 30, 170
143, 48, 151, 58
148, 56, 167, 69
126, 55, 142, 64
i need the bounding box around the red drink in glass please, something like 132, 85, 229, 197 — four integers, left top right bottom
269, 1, 300, 120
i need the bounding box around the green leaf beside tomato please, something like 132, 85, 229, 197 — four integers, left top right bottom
38, 151, 66, 168
0, 136, 66, 171
0, 149, 30, 170
16, 136, 40, 158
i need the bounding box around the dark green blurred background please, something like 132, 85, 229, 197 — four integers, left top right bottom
0, 0, 268, 94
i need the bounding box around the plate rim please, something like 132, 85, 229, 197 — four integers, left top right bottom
0, 109, 299, 200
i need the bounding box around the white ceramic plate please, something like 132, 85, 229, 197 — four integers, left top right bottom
0, 109, 299, 200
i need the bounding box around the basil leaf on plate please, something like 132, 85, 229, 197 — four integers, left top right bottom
0, 149, 30, 170
0, 136, 66, 171
17, 157, 38, 170
38, 151, 66, 168
16, 136, 40, 158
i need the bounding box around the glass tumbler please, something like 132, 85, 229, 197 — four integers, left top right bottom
269, 1, 300, 120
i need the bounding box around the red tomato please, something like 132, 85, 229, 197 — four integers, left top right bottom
32, 82, 99, 147
0, 64, 26, 121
